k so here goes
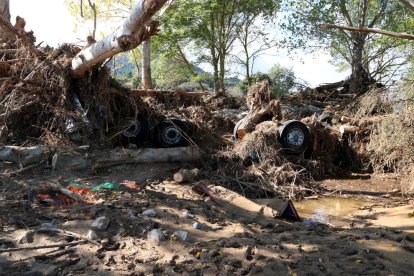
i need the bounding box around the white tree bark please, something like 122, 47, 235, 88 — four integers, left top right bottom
142, 38, 153, 89
72, 0, 166, 77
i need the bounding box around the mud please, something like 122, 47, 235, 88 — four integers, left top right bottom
1, 168, 413, 276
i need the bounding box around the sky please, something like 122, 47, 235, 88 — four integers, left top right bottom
10, 0, 348, 87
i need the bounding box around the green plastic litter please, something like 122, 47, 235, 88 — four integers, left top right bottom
69, 182, 120, 191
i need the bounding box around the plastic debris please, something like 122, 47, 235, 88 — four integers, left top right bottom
174, 230, 189, 242
143, 209, 157, 217
147, 229, 166, 242
91, 216, 110, 231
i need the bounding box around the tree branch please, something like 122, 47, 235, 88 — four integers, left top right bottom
399, 0, 414, 12
320, 23, 414, 41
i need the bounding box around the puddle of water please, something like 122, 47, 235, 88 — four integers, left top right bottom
295, 197, 368, 227
258, 197, 369, 227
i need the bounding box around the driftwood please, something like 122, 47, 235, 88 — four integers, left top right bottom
321, 23, 414, 41
93, 147, 202, 169
173, 168, 200, 183
0, 146, 49, 166
0, 240, 85, 253
235, 82, 282, 139
40, 228, 100, 246
339, 125, 359, 135
130, 89, 207, 97
72, 0, 167, 76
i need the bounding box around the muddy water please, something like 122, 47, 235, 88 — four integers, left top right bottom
294, 197, 368, 227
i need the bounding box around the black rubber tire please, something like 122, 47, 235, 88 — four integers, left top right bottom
121, 116, 149, 146
278, 120, 311, 155
154, 118, 189, 148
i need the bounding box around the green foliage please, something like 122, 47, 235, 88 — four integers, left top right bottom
281, 0, 414, 84
160, 0, 280, 91
239, 64, 297, 98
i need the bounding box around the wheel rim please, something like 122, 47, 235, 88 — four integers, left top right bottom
123, 121, 141, 138
286, 128, 305, 148
162, 126, 182, 145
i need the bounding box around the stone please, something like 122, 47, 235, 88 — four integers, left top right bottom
147, 229, 166, 242
142, 209, 157, 217
18, 230, 35, 244
91, 216, 110, 231
174, 230, 189, 242
193, 222, 206, 230
87, 230, 99, 240
341, 246, 359, 256
180, 210, 194, 219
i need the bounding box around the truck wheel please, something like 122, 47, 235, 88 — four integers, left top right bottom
278, 120, 310, 155
121, 116, 149, 146
154, 118, 189, 148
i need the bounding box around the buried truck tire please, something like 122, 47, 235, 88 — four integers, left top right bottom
121, 116, 149, 146
278, 120, 311, 155
154, 118, 189, 148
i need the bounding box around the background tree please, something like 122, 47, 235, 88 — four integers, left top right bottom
239, 64, 301, 98
160, 0, 280, 92
282, 0, 414, 93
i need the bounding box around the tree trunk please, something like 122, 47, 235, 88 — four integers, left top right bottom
0, 0, 10, 23
349, 34, 369, 93
141, 38, 153, 89
72, 0, 167, 77
219, 52, 226, 92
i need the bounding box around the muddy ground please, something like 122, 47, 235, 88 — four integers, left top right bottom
0, 164, 413, 276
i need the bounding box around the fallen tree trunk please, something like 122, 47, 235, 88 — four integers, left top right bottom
173, 168, 200, 183
72, 0, 167, 77
0, 146, 49, 166
93, 147, 202, 169
321, 23, 414, 41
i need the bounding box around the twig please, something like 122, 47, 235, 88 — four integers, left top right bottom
0, 240, 85, 253
2, 162, 42, 177
54, 228, 101, 246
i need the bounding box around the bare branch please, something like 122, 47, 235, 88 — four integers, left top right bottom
320, 23, 414, 41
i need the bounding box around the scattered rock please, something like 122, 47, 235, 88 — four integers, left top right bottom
127, 212, 137, 220
91, 216, 110, 231
174, 230, 189, 242
18, 230, 35, 244
87, 230, 99, 240
341, 246, 359, 256
147, 229, 166, 242
143, 209, 157, 217
180, 210, 194, 219
193, 222, 206, 230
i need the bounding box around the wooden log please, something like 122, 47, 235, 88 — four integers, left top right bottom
0, 241, 85, 253
339, 125, 359, 135
93, 147, 202, 169
0, 146, 49, 166
71, 0, 167, 77
173, 168, 200, 183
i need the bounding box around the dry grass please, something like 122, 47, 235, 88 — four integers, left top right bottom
368, 107, 414, 173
